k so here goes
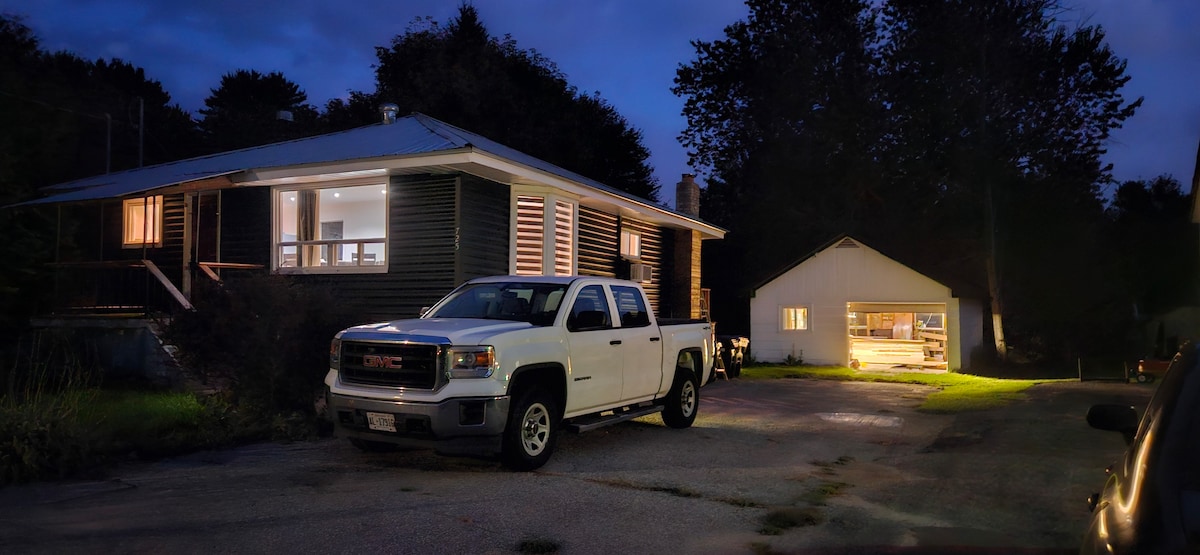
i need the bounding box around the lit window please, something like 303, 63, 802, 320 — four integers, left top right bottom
620, 229, 641, 259
275, 184, 387, 272
782, 307, 809, 331
514, 194, 575, 276
123, 196, 163, 248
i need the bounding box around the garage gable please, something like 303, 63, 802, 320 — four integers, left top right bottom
750, 235, 982, 371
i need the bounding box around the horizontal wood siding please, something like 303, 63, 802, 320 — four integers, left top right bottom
622, 218, 668, 316
578, 206, 618, 278
220, 187, 270, 267
388, 175, 458, 317
457, 175, 510, 282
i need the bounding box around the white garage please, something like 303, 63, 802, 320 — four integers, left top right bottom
750, 236, 983, 371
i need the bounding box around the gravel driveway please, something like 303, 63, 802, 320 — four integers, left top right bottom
0, 378, 1152, 554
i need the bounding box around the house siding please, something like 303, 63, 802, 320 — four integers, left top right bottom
456, 175, 510, 283
574, 208, 677, 316
621, 217, 669, 316
219, 187, 271, 267
578, 206, 619, 278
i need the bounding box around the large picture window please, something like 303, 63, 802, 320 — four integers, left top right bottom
275, 183, 387, 272
123, 196, 163, 248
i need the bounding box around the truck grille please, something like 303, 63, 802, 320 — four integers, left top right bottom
339, 341, 442, 389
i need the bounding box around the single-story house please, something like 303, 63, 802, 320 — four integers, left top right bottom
22, 109, 725, 325
750, 235, 983, 371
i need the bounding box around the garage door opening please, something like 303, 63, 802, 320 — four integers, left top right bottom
848, 302, 947, 371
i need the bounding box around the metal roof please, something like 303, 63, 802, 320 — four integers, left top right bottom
16, 113, 723, 237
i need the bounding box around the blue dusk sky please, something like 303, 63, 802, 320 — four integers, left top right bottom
3, 0, 1198, 206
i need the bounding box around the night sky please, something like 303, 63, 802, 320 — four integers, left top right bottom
4, 0, 1198, 205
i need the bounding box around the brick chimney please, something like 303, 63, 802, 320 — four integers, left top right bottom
672, 173, 703, 319
676, 173, 700, 217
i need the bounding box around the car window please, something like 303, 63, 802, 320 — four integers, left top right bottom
611, 285, 651, 328
427, 282, 567, 325
566, 284, 612, 332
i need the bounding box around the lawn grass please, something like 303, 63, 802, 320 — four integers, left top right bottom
1, 387, 243, 484
740, 365, 1062, 413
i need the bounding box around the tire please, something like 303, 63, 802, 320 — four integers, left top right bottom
1136, 373, 1149, 383
349, 437, 398, 453
662, 369, 699, 429
501, 387, 558, 471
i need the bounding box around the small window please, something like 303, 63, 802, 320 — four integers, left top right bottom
123, 196, 163, 248
620, 229, 641, 259
782, 307, 809, 331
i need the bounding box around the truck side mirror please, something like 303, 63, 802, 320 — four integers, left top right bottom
1086, 404, 1138, 445
419, 306, 431, 317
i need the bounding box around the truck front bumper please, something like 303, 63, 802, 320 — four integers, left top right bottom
327, 389, 510, 457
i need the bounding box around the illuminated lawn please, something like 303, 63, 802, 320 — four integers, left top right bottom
740, 365, 1062, 413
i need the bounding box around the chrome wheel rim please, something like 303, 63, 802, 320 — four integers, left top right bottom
680, 380, 697, 417
521, 402, 551, 456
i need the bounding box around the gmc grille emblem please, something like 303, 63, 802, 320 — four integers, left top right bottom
363, 355, 403, 369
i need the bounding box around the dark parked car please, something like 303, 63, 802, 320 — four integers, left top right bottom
1082, 342, 1200, 554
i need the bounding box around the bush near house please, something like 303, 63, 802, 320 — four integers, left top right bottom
0, 333, 242, 485
166, 274, 360, 425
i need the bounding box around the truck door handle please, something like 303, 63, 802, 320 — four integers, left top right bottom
650, 337, 661, 342
610, 340, 622, 345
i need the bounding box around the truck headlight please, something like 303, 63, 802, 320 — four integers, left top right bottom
446, 346, 496, 379
329, 338, 341, 369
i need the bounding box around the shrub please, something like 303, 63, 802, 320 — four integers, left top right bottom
166, 275, 359, 424
0, 391, 98, 485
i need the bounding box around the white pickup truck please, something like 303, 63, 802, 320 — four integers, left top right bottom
325, 275, 714, 470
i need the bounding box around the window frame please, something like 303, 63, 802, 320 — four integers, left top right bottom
122, 195, 164, 248
511, 188, 577, 276
272, 181, 389, 275
781, 306, 810, 331
620, 228, 642, 260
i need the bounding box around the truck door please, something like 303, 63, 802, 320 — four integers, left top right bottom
610, 285, 662, 402
563, 284, 623, 413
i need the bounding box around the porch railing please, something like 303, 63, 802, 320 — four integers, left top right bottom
49, 260, 192, 316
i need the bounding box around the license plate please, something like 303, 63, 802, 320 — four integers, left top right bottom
366, 412, 396, 432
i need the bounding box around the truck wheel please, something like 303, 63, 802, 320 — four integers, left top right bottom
349, 438, 398, 453
662, 369, 699, 429
502, 387, 558, 471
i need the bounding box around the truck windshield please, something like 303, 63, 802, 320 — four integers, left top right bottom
426, 282, 569, 326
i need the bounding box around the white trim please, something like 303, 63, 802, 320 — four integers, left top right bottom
467, 150, 724, 238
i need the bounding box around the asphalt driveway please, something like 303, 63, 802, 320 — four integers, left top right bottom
0, 378, 1153, 554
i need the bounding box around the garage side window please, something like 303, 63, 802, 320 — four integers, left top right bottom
782, 306, 809, 331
